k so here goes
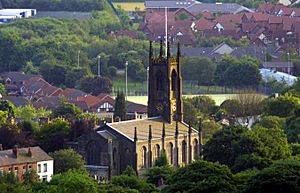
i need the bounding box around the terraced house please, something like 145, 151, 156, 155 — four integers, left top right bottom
0, 146, 53, 182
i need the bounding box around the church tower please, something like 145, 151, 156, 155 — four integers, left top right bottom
148, 41, 183, 123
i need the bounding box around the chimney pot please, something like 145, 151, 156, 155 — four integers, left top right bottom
12, 145, 19, 158
28, 147, 32, 157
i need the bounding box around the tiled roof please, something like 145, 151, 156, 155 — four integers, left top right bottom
0, 146, 52, 167
251, 13, 269, 22
105, 117, 197, 141
61, 88, 87, 98
35, 85, 62, 97
216, 14, 242, 24
257, 3, 274, 13
268, 16, 283, 24
195, 18, 214, 30
77, 95, 101, 108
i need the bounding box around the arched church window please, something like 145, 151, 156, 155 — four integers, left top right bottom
155, 144, 160, 159
142, 146, 147, 168
171, 70, 177, 97
87, 141, 101, 165
113, 148, 117, 169
124, 148, 131, 168
156, 71, 164, 91
193, 139, 199, 160
168, 142, 173, 164
182, 140, 187, 164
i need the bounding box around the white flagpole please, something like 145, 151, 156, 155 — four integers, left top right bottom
165, 7, 168, 57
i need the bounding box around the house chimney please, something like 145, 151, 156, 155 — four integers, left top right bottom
0, 144, 3, 151
28, 147, 32, 157
12, 145, 19, 158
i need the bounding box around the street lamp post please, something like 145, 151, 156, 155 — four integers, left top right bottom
77, 50, 81, 68
97, 55, 101, 77
125, 61, 128, 102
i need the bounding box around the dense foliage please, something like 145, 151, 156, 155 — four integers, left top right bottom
50, 149, 85, 174
203, 125, 291, 172
0, 0, 107, 11
163, 160, 237, 193
0, 11, 148, 89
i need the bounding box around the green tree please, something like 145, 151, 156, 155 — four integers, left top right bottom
187, 95, 216, 115
182, 57, 216, 86
47, 169, 98, 193
79, 76, 112, 95
22, 170, 38, 184
114, 92, 126, 121
52, 101, 82, 120
0, 83, 6, 96
244, 159, 300, 193
50, 149, 85, 174
0, 173, 30, 193
204, 125, 291, 172
263, 93, 300, 117
255, 115, 286, 129
111, 170, 157, 193
65, 68, 89, 88
163, 160, 237, 193
183, 99, 198, 127
0, 100, 15, 117
0, 111, 8, 127
286, 117, 300, 143
146, 165, 174, 187
15, 105, 36, 120
36, 118, 71, 152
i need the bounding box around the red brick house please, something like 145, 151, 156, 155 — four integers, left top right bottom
0, 146, 53, 182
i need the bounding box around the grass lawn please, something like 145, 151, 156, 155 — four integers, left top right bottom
113, 2, 145, 11
112, 80, 242, 96
127, 94, 239, 106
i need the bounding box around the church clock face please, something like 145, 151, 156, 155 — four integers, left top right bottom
171, 100, 177, 112
156, 103, 164, 112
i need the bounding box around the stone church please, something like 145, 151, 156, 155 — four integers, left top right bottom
75, 42, 201, 179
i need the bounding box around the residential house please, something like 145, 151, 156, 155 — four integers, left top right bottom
0, 146, 53, 182
61, 88, 88, 101
185, 3, 253, 14
262, 61, 293, 74
174, 43, 280, 61
0, 72, 41, 95
1, 96, 30, 107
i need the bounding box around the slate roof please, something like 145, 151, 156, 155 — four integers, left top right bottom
0, 146, 52, 167
0, 72, 40, 83
263, 61, 293, 68
2, 96, 30, 107
174, 44, 279, 61
106, 117, 197, 141
171, 47, 213, 57
33, 96, 62, 110
127, 101, 147, 113
186, 3, 253, 14
145, 0, 194, 9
